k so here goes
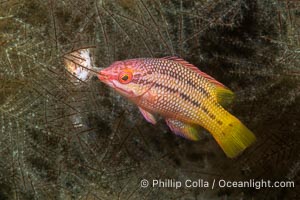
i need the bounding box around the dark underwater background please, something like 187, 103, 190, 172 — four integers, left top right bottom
0, 0, 299, 199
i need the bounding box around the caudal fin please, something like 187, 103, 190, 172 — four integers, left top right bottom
213, 116, 256, 158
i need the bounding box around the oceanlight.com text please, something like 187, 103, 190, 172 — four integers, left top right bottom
140, 179, 295, 190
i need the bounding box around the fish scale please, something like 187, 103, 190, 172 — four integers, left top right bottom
143, 58, 215, 123
98, 57, 256, 158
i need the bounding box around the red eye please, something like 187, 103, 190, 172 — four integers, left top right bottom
118, 71, 133, 84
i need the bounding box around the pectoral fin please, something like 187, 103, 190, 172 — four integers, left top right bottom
165, 119, 201, 141
138, 107, 157, 125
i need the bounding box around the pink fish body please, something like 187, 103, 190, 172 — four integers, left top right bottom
98, 57, 256, 158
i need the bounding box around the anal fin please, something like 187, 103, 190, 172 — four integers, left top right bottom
165, 119, 201, 141
139, 107, 157, 125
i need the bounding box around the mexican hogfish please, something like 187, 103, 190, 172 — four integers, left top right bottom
98, 57, 256, 158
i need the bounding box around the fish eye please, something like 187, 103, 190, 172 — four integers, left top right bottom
122, 74, 128, 81
118, 71, 133, 84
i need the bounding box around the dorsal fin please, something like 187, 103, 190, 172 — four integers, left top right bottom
162, 56, 235, 107
162, 56, 225, 87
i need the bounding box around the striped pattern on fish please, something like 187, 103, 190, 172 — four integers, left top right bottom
98, 57, 256, 158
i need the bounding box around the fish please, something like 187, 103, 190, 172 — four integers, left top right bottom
98, 57, 256, 158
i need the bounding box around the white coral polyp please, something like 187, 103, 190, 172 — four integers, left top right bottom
64, 48, 94, 82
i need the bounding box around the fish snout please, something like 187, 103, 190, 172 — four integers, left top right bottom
98, 70, 110, 82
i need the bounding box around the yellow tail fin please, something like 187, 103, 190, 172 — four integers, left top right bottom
213, 115, 256, 158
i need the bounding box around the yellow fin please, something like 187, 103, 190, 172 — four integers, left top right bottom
213, 115, 256, 158
163, 56, 234, 107
214, 85, 235, 108
166, 119, 202, 141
